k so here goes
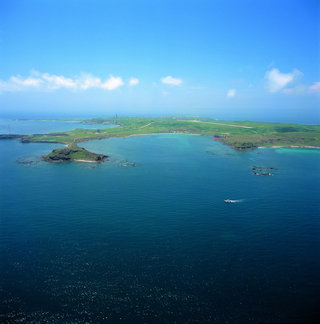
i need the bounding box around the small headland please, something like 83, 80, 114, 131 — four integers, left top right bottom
41, 144, 108, 162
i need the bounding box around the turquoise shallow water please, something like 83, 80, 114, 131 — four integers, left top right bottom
0, 126, 320, 323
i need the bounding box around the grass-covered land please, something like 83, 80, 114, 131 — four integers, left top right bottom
41, 144, 108, 162
20, 117, 320, 152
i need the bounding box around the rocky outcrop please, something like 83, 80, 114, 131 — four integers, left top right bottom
41, 144, 108, 162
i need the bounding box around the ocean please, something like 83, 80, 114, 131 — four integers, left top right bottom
0, 120, 319, 323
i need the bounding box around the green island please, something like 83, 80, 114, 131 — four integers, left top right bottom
41, 144, 108, 162
4, 117, 320, 162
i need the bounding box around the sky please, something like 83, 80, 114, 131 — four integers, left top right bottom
0, 0, 319, 123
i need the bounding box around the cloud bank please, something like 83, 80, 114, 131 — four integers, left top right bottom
0, 71, 125, 93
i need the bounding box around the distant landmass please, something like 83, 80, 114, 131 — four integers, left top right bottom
2, 117, 320, 161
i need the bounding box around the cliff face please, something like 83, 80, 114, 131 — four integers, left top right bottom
41, 144, 108, 162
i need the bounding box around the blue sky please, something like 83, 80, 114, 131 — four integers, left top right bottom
0, 0, 319, 122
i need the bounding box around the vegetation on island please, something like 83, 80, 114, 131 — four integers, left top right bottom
2, 117, 320, 161
41, 144, 108, 162
21, 117, 320, 149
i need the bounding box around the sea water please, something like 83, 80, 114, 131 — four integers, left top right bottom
0, 122, 319, 323
0, 118, 115, 135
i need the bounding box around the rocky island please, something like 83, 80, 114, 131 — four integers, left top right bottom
41, 144, 108, 162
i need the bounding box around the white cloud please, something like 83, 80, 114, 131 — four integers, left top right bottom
129, 77, 139, 86
10, 75, 43, 88
265, 68, 302, 93
0, 71, 124, 93
0, 75, 43, 92
42, 73, 76, 89
161, 76, 182, 86
268, 81, 320, 95
101, 76, 124, 90
227, 89, 236, 98
77, 74, 102, 90
309, 82, 320, 93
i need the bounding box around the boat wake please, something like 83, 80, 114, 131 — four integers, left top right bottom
224, 199, 244, 203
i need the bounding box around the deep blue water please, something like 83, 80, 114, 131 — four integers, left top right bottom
0, 122, 320, 323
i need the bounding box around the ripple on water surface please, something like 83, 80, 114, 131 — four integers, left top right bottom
1, 134, 319, 323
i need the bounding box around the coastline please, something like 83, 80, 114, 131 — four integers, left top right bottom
258, 145, 320, 149
4, 117, 319, 159
123, 132, 201, 138
73, 159, 100, 163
